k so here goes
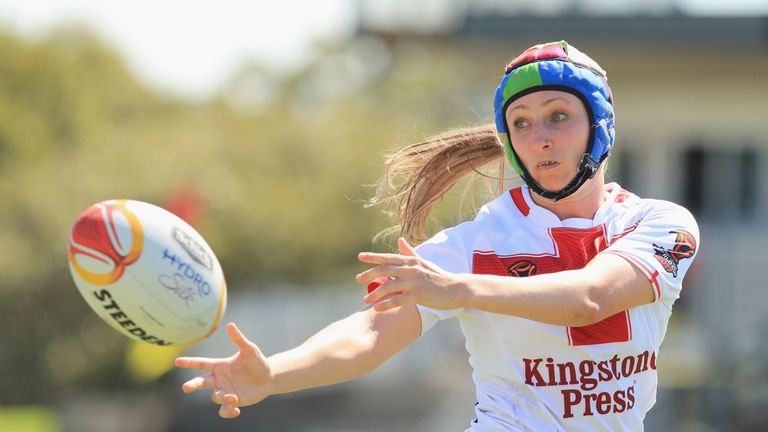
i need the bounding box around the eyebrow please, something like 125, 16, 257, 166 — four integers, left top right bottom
508, 97, 569, 112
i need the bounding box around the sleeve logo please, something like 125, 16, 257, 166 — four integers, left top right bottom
652, 229, 697, 277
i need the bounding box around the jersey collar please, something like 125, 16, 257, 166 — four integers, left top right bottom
509, 183, 623, 228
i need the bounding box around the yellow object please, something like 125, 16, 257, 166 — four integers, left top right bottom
126, 340, 182, 382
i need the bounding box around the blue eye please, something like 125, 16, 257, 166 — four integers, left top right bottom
513, 119, 529, 129
551, 112, 568, 122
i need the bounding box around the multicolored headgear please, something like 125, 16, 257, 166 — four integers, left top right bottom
493, 41, 615, 201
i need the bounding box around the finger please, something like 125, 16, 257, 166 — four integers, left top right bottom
227, 323, 265, 359
398, 237, 419, 257
175, 357, 217, 371
223, 393, 240, 406
364, 279, 409, 304
212, 389, 240, 406
219, 402, 241, 419
355, 265, 408, 284
211, 388, 226, 404
366, 276, 392, 294
182, 374, 215, 393
373, 292, 412, 312
357, 252, 417, 266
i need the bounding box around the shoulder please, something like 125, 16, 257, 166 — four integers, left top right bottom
415, 192, 518, 258
607, 185, 697, 225
641, 199, 699, 245
420, 221, 474, 247
415, 221, 477, 273
474, 188, 528, 226
608, 193, 699, 245
600, 185, 698, 241
635, 198, 697, 228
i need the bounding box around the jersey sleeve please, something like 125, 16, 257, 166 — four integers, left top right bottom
413, 224, 472, 335
602, 201, 700, 307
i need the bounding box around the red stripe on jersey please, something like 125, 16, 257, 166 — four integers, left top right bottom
473, 225, 633, 346
568, 310, 631, 346
651, 271, 661, 300
611, 220, 641, 242
604, 250, 661, 301
473, 226, 608, 275
509, 188, 530, 216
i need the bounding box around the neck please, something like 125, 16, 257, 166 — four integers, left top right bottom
529, 173, 606, 220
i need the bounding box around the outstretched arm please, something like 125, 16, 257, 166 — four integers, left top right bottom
175, 304, 421, 418
357, 238, 653, 327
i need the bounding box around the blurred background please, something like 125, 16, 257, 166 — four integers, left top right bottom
1, 0, 767, 431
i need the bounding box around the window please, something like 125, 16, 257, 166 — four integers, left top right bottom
682, 144, 760, 221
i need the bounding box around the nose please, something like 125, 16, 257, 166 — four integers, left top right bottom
531, 122, 553, 150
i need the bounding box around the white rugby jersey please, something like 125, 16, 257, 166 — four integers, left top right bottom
414, 183, 699, 431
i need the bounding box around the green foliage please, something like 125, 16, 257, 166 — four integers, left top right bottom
0, 27, 498, 403
0, 405, 60, 432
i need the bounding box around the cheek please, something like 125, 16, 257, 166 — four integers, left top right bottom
509, 135, 536, 159
565, 121, 590, 154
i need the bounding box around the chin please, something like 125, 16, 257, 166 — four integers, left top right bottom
538, 180, 571, 193
533, 170, 579, 192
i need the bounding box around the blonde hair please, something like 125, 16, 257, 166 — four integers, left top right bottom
367, 123, 508, 244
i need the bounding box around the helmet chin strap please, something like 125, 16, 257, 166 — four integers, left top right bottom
522, 154, 601, 202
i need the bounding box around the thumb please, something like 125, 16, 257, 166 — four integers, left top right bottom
227, 322, 264, 358
398, 237, 418, 257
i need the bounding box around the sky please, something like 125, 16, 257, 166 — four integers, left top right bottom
0, 0, 765, 100
0, 0, 356, 100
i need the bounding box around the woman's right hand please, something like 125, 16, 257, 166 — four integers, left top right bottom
175, 322, 271, 418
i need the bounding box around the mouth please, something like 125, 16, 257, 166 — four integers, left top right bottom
536, 160, 560, 170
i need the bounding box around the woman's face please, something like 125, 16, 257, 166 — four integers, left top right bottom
505, 90, 590, 192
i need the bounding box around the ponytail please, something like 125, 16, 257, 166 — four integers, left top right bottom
366, 123, 507, 244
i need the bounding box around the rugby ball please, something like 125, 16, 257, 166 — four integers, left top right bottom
67, 199, 227, 346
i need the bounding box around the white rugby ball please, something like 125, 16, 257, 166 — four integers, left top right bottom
67, 199, 227, 346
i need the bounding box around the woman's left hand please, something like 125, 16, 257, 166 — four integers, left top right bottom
356, 238, 469, 312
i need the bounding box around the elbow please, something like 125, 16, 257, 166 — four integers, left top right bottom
356, 327, 395, 375
358, 342, 383, 375
351, 332, 384, 376
569, 299, 603, 327
568, 277, 607, 326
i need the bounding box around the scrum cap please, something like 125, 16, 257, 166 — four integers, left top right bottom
493, 41, 615, 200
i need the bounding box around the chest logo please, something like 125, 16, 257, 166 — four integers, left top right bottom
508, 260, 537, 277
473, 225, 631, 347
